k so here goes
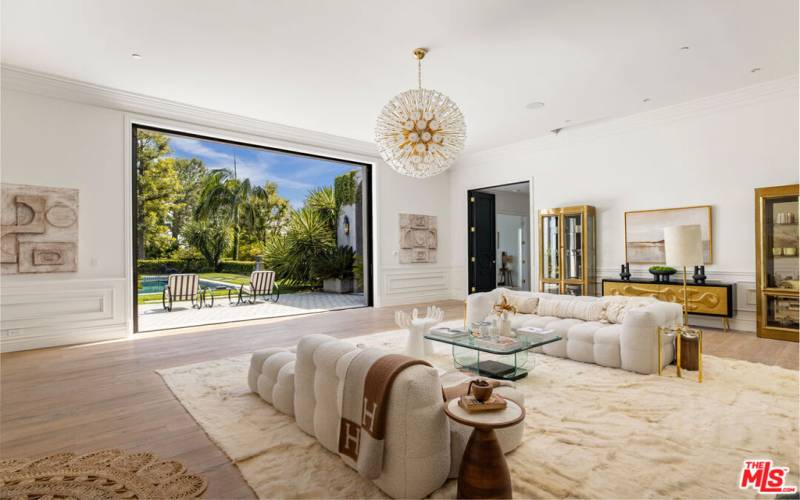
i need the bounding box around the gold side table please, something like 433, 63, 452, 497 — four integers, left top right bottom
657, 326, 703, 383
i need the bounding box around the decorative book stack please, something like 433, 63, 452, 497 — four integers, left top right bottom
458, 394, 508, 413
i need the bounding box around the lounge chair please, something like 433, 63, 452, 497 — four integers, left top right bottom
162, 273, 209, 311
229, 270, 280, 305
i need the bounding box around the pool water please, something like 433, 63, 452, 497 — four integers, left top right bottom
138, 276, 235, 294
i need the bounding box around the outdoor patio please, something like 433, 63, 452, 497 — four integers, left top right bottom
137, 291, 365, 332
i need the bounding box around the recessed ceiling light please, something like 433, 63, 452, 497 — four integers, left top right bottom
642, 98, 652, 103
525, 101, 545, 110
131, 53, 143, 60
750, 67, 761, 73
680, 46, 690, 51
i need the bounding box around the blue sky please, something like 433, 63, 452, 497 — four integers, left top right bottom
165, 133, 361, 208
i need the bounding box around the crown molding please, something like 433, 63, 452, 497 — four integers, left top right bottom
1, 64, 380, 158
459, 74, 799, 165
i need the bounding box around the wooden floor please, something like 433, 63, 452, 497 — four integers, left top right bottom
1, 300, 797, 499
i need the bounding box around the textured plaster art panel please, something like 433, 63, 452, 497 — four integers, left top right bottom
399, 213, 437, 264
1, 183, 79, 274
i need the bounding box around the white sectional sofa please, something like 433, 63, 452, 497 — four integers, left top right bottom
248, 334, 525, 499
467, 288, 683, 374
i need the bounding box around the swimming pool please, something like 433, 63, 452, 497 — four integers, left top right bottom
138, 276, 235, 294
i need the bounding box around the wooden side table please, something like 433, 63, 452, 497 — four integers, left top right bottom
444, 398, 525, 499
657, 326, 703, 383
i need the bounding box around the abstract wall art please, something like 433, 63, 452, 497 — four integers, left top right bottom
399, 213, 437, 264
1, 183, 79, 274
624, 205, 712, 264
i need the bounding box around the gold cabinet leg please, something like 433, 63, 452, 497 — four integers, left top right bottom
676, 332, 682, 378
722, 317, 729, 332
657, 327, 663, 376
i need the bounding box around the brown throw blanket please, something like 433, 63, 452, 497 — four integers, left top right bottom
338, 348, 431, 479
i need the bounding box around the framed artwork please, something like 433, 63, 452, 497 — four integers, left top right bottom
399, 213, 437, 264
624, 205, 712, 264
1, 183, 79, 274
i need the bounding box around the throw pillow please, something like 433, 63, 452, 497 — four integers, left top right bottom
600, 296, 656, 324
537, 298, 604, 321
505, 294, 538, 314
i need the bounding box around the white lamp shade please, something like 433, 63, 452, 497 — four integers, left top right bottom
664, 225, 703, 267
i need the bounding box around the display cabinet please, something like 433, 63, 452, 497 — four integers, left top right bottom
755, 185, 799, 342
538, 205, 596, 296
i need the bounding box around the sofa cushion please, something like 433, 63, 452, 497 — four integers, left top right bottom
257, 351, 296, 403
538, 298, 605, 322
294, 334, 337, 436
273, 361, 296, 416
542, 318, 582, 357
594, 325, 623, 368
313, 339, 358, 452
249, 348, 286, 393
566, 321, 605, 363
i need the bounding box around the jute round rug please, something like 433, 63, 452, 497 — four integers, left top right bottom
0, 448, 207, 499
157, 326, 799, 499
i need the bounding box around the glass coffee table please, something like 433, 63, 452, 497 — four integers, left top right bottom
425, 327, 561, 380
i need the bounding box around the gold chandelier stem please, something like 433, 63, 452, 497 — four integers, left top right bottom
418, 57, 422, 89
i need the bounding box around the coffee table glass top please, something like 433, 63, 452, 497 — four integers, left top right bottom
425, 327, 561, 355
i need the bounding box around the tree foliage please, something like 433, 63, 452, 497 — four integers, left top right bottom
136, 129, 357, 287
184, 218, 231, 271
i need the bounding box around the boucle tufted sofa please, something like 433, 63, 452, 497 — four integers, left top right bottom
467, 288, 683, 374
248, 334, 525, 499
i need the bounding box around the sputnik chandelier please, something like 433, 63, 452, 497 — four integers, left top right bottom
375, 48, 466, 178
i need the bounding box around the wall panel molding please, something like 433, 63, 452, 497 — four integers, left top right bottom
0, 278, 128, 352
380, 266, 453, 307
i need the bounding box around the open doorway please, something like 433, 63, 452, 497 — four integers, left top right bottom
132, 125, 372, 332
467, 181, 531, 294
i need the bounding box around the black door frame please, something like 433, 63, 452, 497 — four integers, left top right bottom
131, 124, 374, 333
467, 181, 532, 295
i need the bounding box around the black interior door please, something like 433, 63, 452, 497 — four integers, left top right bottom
468, 190, 496, 293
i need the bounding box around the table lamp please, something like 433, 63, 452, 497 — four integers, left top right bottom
664, 225, 703, 327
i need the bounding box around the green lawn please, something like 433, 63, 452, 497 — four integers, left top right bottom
199, 272, 251, 285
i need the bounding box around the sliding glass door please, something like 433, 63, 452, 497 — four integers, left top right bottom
132, 125, 372, 332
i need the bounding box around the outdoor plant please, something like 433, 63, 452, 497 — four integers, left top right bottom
315, 246, 356, 281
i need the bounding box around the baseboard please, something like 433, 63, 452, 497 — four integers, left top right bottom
1, 322, 128, 352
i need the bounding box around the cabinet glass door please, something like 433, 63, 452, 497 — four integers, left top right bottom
542, 215, 559, 279
762, 195, 799, 290
565, 284, 583, 296
542, 282, 560, 294
765, 294, 799, 330
563, 213, 583, 280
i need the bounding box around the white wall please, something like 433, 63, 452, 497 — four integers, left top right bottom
449, 76, 799, 332
0, 67, 452, 351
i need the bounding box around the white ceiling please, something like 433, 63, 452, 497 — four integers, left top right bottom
2, 0, 797, 153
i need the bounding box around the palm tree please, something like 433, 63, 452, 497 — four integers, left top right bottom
195, 168, 262, 260
305, 186, 339, 231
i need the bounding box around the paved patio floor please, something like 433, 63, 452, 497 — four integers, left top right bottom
137, 291, 365, 332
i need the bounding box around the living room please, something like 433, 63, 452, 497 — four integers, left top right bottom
1, 1, 798, 499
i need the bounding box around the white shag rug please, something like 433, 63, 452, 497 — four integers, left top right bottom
157, 327, 799, 499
